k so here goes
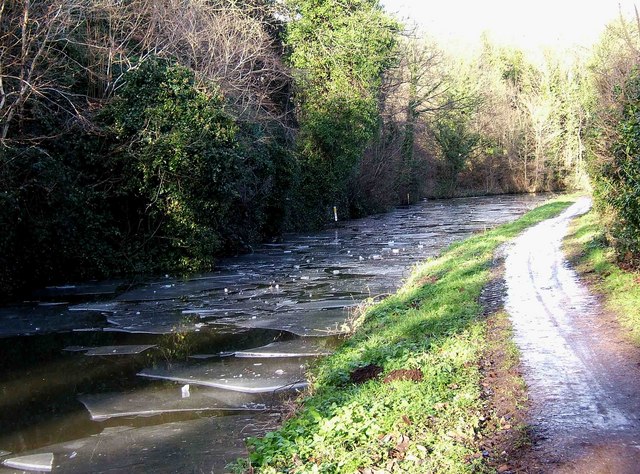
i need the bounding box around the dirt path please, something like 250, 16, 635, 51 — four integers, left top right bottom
504, 197, 640, 473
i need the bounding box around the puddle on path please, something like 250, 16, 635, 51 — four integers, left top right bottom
505, 197, 640, 472
0, 194, 548, 472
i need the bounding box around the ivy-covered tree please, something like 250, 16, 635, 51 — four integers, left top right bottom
101, 60, 292, 271
588, 15, 640, 268
433, 112, 479, 197
284, 0, 400, 224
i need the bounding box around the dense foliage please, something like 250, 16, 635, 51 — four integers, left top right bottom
593, 73, 640, 266
100, 60, 292, 270
0, 0, 295, 298
587, 17, 640, 268
0, 59, 293, 295
2, 0, 613, 297
284, 0, 400, 224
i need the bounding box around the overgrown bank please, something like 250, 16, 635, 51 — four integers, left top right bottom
565, 209, 640, 346
238, 198, 573, 473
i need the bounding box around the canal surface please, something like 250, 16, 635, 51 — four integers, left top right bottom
0, 194, 548, 473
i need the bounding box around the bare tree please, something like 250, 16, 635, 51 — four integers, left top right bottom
0, 0, 80, 142
134, 0, 291, 122
366, 35, 456, 201
0, 0, 292, 146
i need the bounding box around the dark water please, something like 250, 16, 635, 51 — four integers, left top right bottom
0, 194, 549, 473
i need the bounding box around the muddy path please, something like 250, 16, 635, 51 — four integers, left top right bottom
504, 198, 640, 473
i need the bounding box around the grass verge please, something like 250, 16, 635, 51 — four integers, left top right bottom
564, 208, 640, 346
238, 198, 574, 474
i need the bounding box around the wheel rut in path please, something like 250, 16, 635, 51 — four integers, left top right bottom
504, 197, 640, 473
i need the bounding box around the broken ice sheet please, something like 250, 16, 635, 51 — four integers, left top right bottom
212, 308, 353, 337
115, 273, 257, 302
1, 414, 276, 474
104, 310, 203, 334
62, 346, 90, 353
83, 345, 157, 356
33, 281, 123, 300
2, 452, 53, 472
78, 385, 268, 421
67, 301, 120, 313
235, 338, 334, 358
0, 306, 106, 338
293, 298, 361, 311
138, 356, 310, 393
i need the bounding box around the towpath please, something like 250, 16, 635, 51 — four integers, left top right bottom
504, 197, 640, 472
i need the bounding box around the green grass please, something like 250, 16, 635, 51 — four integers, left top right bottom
565, 209, 640, 346
238, 198, 574, 474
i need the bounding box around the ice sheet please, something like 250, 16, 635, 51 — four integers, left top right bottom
138, 357, 309, 393
83, 345, 157, 356
235, 339, 333, 358
0, 414, 275, 474
2, 453, 53, 472
78, 386, 267, 421
212, 308, 352, 337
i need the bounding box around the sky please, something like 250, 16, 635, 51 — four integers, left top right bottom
379, 0, 639, 51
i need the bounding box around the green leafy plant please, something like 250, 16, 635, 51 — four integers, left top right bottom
284, 0, 400, 226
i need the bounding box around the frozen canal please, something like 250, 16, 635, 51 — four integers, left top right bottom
0, 195, 548, 473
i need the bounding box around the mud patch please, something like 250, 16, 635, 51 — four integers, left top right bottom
383, 369, 423, 383
477, 311, 535, 473
478, 244, 508, 317
349, 364, 383, 384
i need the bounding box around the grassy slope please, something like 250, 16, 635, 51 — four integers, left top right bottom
240, 199, 574, 474
565, 209, 640, 345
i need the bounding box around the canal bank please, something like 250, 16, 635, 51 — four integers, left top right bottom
241, 198, 575, 473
